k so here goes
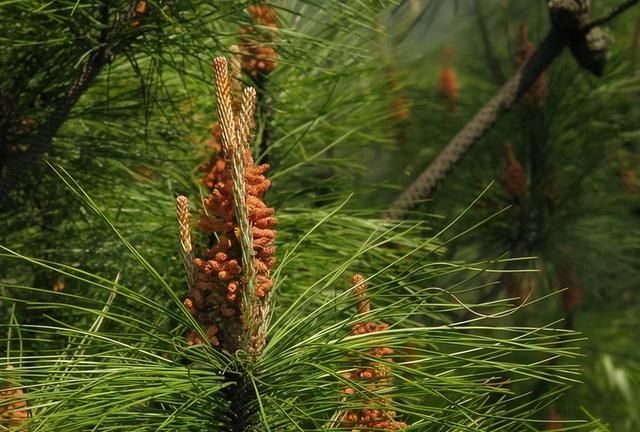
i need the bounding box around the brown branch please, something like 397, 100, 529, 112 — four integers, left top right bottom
385, 0, 639, 219
585, 0, 640, 31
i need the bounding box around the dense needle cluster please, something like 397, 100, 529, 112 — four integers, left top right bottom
180, 57, 277, 353
341, 274, 406, 431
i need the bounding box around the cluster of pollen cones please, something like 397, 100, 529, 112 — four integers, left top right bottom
240, 4, 279, 77
341, 274, 407, 431
129, 0, 148, 27
0, 369, 29, 431
178, 56, 276, 354
198, 2, 279, 211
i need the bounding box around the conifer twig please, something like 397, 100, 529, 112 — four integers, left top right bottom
213, 57, 271, 357
584, 0, 640, 31
385, 0, 640, 219
176, 195, 195, 291
352, 273, 370, 315
213, 57, 256, 311
238, 87, 257, 147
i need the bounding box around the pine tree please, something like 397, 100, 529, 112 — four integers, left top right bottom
1, 0, 638, 431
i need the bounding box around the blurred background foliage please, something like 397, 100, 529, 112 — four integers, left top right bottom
0, 0, 638, 430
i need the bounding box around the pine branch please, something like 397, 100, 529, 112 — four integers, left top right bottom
384, 30, 563, 219
222, 371, 259, 432
0, 0, 148, 207
213, 58, 257, 331
0, 8, 109, 205
384, 0, 639, 219
584, 0, 640, 30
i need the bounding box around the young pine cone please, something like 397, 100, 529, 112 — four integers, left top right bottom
500, 143, 528, 199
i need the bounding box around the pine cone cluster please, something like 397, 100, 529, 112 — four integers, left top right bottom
515, 22, 547, 107
342, 408, 406, 431
342, 274, 406, 431
239, 5, 279, 77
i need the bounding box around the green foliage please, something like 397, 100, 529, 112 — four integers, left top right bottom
1, 0, 638, 431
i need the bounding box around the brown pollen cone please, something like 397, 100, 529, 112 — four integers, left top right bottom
0, 372, 29, 430
129, 0, 148, 27
439, 47, 459, 111
247, 5, 278, 28
240, 4, 279, 77
515, 22, 547, 107
342, 274, 406, 431
500, 143, 528, 199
